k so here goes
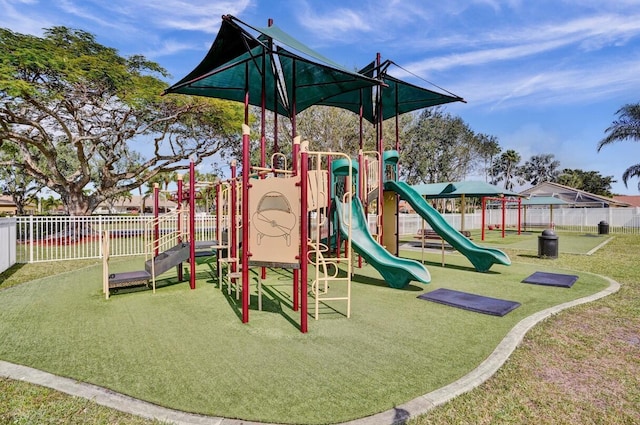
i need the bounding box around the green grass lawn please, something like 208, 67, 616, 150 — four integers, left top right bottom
475, 229, 611, 254
0, 245, 612, 424
403, 229, 612, 255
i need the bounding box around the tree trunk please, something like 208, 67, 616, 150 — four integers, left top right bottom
65, 191, 93, 216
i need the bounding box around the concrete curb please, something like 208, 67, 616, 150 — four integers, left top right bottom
0, 274, 620, 425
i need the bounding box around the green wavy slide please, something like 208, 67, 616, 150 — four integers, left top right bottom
334, 196, 431, 289
385, 180, 511, 272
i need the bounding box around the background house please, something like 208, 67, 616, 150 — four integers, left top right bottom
519, 182, 630, 208
0, 196, 17, 215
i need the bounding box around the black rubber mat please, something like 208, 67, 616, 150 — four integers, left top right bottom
522, 271, 578, 288
417, 288, 520, 316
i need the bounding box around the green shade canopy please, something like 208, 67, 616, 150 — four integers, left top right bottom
411, 181, 521, 199
164, 15, 380, 118
319, 60, 465, 123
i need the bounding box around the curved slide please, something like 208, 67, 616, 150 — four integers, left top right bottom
385, 180, 511, 272
334, 196, 431, 289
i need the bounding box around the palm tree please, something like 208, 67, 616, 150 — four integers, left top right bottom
597, 103, 640, 191
490, 149, 523, 190
522, 153, 561, 185
477, 134, 501, 182
41, 195, 62, 214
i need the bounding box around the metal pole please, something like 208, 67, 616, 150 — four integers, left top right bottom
241, 122, 250, 323
300, 147, 309, 333
518, 197, 522, 235
501, 197, 506, 238
481, 196, 486, 241
189, 159, 196, 289
292, 137, 300, 311
215, 182, 221, 281
177, 175, 184, 281
154, 183, 159, 257
376, 53, 384, 245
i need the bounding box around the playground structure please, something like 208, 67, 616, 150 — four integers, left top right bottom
104, 14, 512, 333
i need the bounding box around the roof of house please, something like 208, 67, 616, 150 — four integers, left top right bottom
521, 196, 570, 206
613, 195, 640, 208
519, 181, 630, 207
0, 196, 16, 207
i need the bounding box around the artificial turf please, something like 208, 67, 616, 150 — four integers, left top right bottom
0, 250, 610, 424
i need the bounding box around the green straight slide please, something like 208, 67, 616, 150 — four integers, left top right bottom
334, 196, 431, 289
385, 180, 511, 272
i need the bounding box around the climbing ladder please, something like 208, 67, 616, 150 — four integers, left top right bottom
307, 150, 353, 320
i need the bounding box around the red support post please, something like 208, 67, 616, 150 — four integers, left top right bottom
300, 148, 309, 333
241, 125, 251, 324
153, 183, 159, 257
189, 159, 196, 289
376, 53, 384, 246
292, 137, 300, 311
481, 196, 486, 241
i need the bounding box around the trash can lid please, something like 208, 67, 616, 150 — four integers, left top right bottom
599, 220, 609, 225
541, 229, 557, 237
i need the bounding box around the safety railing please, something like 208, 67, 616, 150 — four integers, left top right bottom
14, 214, 218, 263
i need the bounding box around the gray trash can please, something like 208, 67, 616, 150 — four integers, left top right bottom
598, 220, 609, 235
538, 229, 558, 259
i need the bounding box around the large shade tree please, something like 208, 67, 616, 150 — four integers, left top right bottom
400, 108, 481, 184
557, 169, 615, 197
0, 27, 244, 215
597, 102, 640, 191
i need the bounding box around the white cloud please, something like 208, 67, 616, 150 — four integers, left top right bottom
0, 0, 51, 34
404, 13, 640, 74
59, 0, 120, 29
448, 55, 640, 110
142, 39, 199, 58
54, 0, 251, 34
296, 3, 371, 38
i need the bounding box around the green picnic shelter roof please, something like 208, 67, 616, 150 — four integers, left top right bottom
410, 181, 521, 199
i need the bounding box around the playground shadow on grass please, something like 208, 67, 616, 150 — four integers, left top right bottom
517, 253, 540, 260
350, 272, 424, 291
221, 278, 303, 330
419, 260, 485, 274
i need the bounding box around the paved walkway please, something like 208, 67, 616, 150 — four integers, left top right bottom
0, 275, 620, 425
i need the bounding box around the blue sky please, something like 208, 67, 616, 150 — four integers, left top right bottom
3, 0, 640, 194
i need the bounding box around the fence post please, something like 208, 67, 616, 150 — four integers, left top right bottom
609, 207, 613, 228
99, 215, 103, 259
29, 215, 34, 264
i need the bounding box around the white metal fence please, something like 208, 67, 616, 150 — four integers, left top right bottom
10, 206, 640, 264
0, 218, 17, 273
368, 206, 640, 237
14, 215, 217, 264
